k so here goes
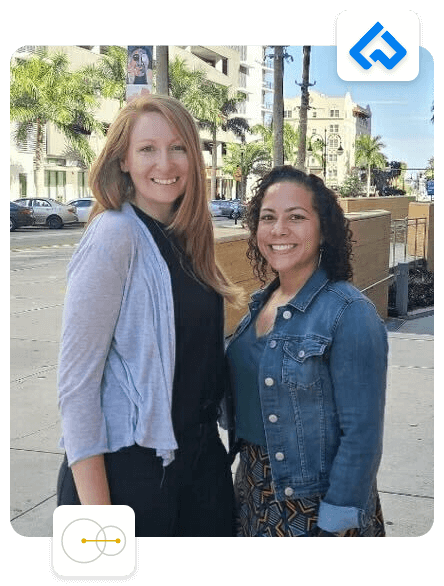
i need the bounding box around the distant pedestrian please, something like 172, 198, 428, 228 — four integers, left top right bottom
226, 166, 388, 536
56, 94, 242, 536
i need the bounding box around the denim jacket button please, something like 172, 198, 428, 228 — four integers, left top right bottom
269, 340, 277, 348
264, 377, 274, 387
298, 350, 305, 358
284, 487, 294, 497
275, 452, 285, 461
268, 414, 278, 423
283, 310, 292, 319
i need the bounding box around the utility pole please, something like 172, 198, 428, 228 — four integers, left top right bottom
273, 46, 284, 167
156, 46, 169, 95
296, 46, 315, 171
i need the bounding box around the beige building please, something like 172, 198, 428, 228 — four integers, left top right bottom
284, 90, 371, 188
10, 45, 273, 203
10, 45, 121, 202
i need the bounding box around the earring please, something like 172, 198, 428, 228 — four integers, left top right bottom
317, 246, 324, 268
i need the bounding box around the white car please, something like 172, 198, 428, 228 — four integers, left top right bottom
13, 198, 79, 229
67, 198, 95, 223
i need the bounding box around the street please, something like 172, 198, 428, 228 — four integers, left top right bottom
10, 221, 433, 538
10, 215, 240, 251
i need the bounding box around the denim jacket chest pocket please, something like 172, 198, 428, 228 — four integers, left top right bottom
282, 335, 331, 389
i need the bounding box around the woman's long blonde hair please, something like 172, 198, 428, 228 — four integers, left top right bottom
88, 94, 243, 306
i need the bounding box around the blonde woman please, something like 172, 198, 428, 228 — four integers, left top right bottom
56, 95, 241, 536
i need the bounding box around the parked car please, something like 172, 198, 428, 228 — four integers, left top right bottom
210, 199, 247, 219
13, 198, 79, 229
10, 202, 35, 231
67, 197, 95, 223
230, 199, 247, 219
380, 186, 406, 196
208, 199, 223, 216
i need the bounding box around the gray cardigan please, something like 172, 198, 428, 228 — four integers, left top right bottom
58, 202, 178, 467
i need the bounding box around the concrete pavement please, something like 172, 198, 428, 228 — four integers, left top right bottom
377, 314, 434, 536
10, 244, 433, 536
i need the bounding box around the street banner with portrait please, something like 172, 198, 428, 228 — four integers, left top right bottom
126, 46, 153, 101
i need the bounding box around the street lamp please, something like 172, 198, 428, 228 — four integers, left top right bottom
307, 128, 343, 181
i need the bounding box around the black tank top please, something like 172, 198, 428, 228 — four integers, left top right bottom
131, 205, 225, 434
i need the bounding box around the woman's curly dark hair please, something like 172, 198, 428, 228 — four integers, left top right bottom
245, 166, 354, 285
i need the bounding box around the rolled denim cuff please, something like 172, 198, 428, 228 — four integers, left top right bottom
317, 501, 362, 533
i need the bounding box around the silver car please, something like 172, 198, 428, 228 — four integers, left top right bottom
209, 199, 234, 217
13, 198, 79, 229
67, 198, 95, 223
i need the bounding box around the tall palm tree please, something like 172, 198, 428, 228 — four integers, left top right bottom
10, 48, 105, 196
273, 46, 284, 166
252, 122, 300, 167
198, 83, 248, 199
355, 134, 387, 196
168, 56, 209, 108
156, 46, 169, 96
296, 46, 312, 171
222, 141, 269, 199
169, 57, 248, 199
95, 46, 127, 107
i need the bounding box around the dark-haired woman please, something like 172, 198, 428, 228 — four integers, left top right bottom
226, 166, 387, 536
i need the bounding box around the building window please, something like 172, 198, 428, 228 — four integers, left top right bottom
312, 110, 317, 118
19, 173, 27, 196
239, 66, 247, 88
78, 172, 89, 197
330, 124, 339, 133
45, 170, 66, 200
329, 137, 339, 149
330, 109, 340, 118
283, 110, 292, 118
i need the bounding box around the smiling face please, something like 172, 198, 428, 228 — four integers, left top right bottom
257, 181, 322, 284
120, 111, 189, 222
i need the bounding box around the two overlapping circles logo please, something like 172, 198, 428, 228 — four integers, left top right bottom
61, 518, 126, 564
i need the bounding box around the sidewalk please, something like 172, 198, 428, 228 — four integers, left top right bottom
10, 284, 433, 537
377, 313, 434, 536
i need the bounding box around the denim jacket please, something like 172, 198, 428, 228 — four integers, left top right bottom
226, 268, 388, 532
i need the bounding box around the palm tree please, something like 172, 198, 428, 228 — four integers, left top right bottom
296, 46, 312, 171
273, 46, 284, 166
10, 48, 105, 196
156, 46, 169, 96
222, 141, 269, 199
168, 56, 209, 108
307, 135, 325, 172
252, 122, 300, 167
95, 46, 127, 107
355, 134, 387, 196
194, 83, 249, 199
169, 57, 248, 199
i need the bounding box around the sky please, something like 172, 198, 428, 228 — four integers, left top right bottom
282, 46, 434, 171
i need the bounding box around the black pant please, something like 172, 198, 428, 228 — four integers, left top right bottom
57, 423, 236, 537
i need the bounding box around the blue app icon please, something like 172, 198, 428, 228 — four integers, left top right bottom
350, 22, 407, 70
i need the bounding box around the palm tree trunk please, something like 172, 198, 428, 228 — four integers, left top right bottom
34, 119, 45, 197
367, 164, 371, 196
296, 46, 311, 171
273, 46, 284, 166
211, 126, 218, 199
156, 46, 169, 96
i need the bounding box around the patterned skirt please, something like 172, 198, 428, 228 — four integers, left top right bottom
234, 441, 385, 537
